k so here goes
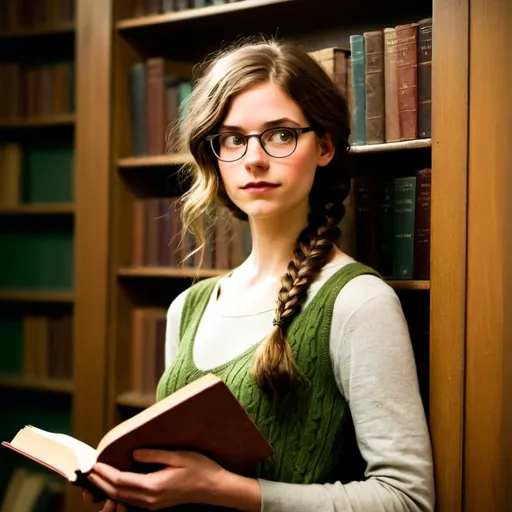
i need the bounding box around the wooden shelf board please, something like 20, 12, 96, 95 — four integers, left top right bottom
0, 291, 75, 302
0, 203, 75, 215
0, 23, 75, 39
386, 280, 430, 290
0, 22, 75, 39
117, 392, 155, 409
118, 267, 430, 290
0, 114, 75, 129
0, 376, 73, 394
350, 138, 432, 154
118, 267, 225, 279
117, 0, 295, 30
117, 154, 194, 168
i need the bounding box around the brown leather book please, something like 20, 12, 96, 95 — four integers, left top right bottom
414, 168, 431, 279
418, 18, 433, 138
383, 28, 400, 142
396, 23, 419, 140
2, 374, 273, 502
364, 31, 385, 144
146, 58, 167, 156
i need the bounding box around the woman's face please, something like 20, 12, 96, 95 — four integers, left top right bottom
216, 81, 334, 222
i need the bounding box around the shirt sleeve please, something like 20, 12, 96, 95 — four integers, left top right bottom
258, 290, 435, 512
164, 289, 189, 369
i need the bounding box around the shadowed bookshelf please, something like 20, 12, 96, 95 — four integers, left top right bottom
0, 0, 77, 509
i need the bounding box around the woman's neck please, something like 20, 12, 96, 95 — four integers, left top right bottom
241, 213, 308, 285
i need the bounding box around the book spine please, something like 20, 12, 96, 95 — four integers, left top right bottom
396, 23, 419, 141
418, 18, 433, 138
414, 168, 431, 279
383, 28, 400, 142
393, 176, 417, 279
129, 63, 147, 156
146, 58, 166, 156
349, 35, 366, 145
376, 180, 394, 277
364, 30, 385, 144
354, 176, 378, 268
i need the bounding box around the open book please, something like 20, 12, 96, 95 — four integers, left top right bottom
2, 374, 273, 501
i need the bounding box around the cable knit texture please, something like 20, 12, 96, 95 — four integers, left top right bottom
156, 262, 381, 486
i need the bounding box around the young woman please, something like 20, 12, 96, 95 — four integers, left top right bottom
84, 37, 435, 512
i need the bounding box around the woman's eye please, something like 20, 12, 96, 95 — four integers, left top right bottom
221, 134, 245, 147
269, 129, 293, 143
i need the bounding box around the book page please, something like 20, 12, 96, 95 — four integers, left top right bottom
10, 426, 97, 479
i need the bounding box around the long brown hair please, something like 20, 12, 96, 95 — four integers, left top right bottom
175, 36, 351, 398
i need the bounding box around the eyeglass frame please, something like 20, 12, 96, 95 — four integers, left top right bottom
205, 126, 315, 162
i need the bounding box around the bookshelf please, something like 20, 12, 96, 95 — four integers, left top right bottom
69, 0, 512, 511
0, 291, 75, 303
0, 0, 77, 509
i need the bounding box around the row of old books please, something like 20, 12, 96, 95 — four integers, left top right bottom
132, 0, 245, 16
0, 61, 75, 120
20, 314, 73, 381
129, 58, 193, 156
353, 169, 431, 279
0, 468, 65, 512
349, 18, 432, 145
130, 307, 166, 395
0, 0, 74, 34
132, 198, 252, 270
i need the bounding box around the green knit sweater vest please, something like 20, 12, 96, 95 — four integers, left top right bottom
156, 262, 380, 484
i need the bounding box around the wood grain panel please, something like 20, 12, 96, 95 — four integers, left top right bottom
429, 0, 469, 510
465, 0, 512, 509
70, 0, 113, 510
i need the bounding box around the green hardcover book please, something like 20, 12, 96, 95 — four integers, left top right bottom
0, 231, 74, 290
349, 35, 366, 145
22, 143, 74, 203
0, 316, 23, 375
393, 176, 416, 279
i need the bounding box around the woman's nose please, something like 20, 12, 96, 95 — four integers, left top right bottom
243, 137, 268, 169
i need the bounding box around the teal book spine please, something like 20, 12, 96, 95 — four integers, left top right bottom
393, 177, 416, 279
349, 35, 366, 145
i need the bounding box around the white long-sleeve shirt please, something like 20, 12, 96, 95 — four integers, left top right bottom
164, 260, 435, 511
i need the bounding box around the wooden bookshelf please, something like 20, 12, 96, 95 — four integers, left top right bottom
117, 266, 430, 290
117, 266, 223, 279
115, 0, 313, 31
117, 154, 193, 168
0, 114, 76, 129
0, 203, 75, 215
0, 376, 73, 394
116, 391, 155, 409
350, 138, 432, 154
0, 291, 74, 303
0, 23, 75, 39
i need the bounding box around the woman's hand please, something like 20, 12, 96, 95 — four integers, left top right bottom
82, 449, 261, 511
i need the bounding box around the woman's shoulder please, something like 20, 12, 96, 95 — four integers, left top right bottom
330, 261, 402, 323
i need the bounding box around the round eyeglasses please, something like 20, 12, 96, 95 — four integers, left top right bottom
205, 126, 315, 162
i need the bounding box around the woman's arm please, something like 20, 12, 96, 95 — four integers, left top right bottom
258, 280, 435, 512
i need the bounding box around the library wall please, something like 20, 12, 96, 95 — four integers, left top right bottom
0, 0, 76, 510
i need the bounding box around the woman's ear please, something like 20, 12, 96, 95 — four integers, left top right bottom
317, 132, 336, 167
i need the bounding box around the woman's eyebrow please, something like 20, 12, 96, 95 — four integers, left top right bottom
219, 117, 300, 132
